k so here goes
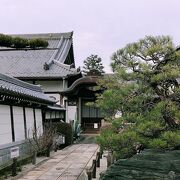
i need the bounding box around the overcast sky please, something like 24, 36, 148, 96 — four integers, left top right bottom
1, 0, 180, 72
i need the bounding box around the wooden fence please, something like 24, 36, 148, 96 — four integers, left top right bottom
85, 150, 116, 180
86, 152, 101, 180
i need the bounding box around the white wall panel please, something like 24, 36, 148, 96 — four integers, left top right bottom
35, 109, 43, 134
25, 108, 34, 138
68, 106, 77, 121
13, 106, 25, 141
0, 105, 12, 145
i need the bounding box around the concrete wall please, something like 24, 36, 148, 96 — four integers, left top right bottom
0, 140, 31, 170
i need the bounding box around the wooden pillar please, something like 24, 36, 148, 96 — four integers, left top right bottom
78, 97, 81, 124
33, 108, 37, 132
10, 105, 15, 142
23, 107, 27, 139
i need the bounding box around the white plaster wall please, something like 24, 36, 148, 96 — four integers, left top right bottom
0, 105, 12, 145
13, 106, 25, 141
35, 109, 43, 135
25, 108, 34, 138
35, 80, 69, 105
68, 106, 77, 121
35, 80, 64, 92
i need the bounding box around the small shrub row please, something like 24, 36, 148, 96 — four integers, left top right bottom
0, 34, 48, 49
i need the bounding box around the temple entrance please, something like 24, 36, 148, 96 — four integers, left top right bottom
81, 100, 103, 133
61, 75, 104, 133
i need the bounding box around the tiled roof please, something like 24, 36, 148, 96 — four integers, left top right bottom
0, 32, 79, 79
60, 76, 98, 95
0, 73, 55, 104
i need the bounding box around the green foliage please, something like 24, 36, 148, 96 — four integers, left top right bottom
149, 138, 167, 149
96, 124, 117, 151
83, 54, 105, 74
96, 35, 180, 158
161, 131, 180, 149
111, 131, 139, 158
12, 37, 28, 49
137, 121, 164, 138
56, 122, 73, 146
0, 34, 48, 49
0, 34, 12, 47
29, 38, 49, 49
97, 124, 139, 158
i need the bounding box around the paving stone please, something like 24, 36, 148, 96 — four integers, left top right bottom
18, 144, 99, 180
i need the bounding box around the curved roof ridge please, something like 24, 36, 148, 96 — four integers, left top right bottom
43, 36, 65, 70
53, 60, 77, 74
60, 76, 98, 94
56, 38, 72, 63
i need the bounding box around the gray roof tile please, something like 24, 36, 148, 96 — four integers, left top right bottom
0, 32, 78, 79
0, 73, 54, 104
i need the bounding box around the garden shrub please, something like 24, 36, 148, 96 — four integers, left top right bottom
55, 122, 73, 146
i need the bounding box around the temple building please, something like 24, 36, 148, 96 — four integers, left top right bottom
0, 73, 56, 168
0, 32, 103, 130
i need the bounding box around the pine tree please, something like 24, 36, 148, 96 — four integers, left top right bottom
83, 54, 105, 75
96, 35, 180, 159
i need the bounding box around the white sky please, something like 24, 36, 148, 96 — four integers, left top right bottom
1, 0, 180, 72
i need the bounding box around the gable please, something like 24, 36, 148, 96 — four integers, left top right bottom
0, 32, 78, 79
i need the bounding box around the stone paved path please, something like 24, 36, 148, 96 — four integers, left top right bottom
18, 144, 98, 180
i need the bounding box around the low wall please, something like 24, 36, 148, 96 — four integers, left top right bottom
0, 140, 31, 170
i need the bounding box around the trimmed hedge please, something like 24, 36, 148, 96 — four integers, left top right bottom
0, 34, 48, 49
